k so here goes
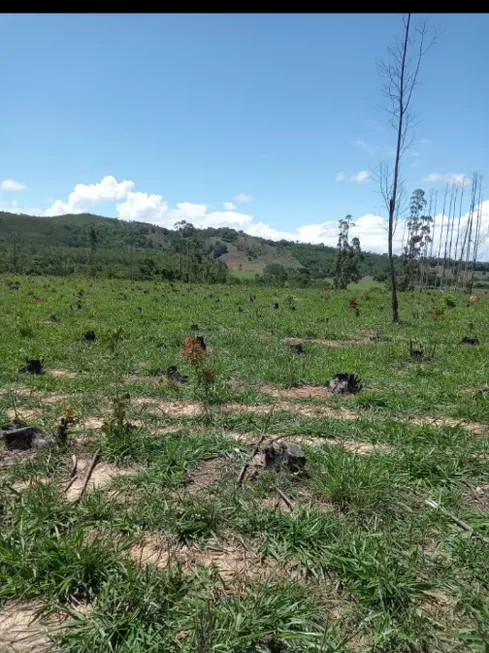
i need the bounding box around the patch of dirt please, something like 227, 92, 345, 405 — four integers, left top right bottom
82, 416, 105, 429
72, 416, 105, 431
66, 458, 135, 501
49, 369, 78, 380
6, 407, 44, 421
321, 438, 393, 455
283, 336, 374, 348
228, 402, 362, 421
465, 485, 489, 513
409, 415, 487, 436
420, 588, 455, 621
11, 476, 49, 492
262, 384, 331, 399
0, 603, 52, 652
187, 457, 226, 492
124, 374, 164, 385
0, 450, 35, 473
0, 386, 33, 399
127, 397, 487, 437
257, 433, 391, 454
130, 535, 264, 581
41, 393, 71, 405
132, 398, 203, 417
225, 431, 262, 444
260, 495, 291, 513
151, 425, 182, 435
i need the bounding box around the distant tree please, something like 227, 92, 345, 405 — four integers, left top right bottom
87, 224, 98, 277
399, 189, 432, 290
212, 243, 228, 258
263, 263, 288, 285
139, 257, 157, 280
334, 215, 361, 289
174, 220, 197, 239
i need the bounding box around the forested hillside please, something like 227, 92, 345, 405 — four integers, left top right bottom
2, 211, 488, 286
0, 211, 392, 282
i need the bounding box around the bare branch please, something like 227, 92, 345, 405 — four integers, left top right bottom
375, 13, 436, 322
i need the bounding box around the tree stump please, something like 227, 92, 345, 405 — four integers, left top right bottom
327, 373, 363, 395
264, 442, 306, 472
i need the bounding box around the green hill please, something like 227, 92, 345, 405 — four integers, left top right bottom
0, 211, 393, 282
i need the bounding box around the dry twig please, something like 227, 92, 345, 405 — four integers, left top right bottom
73, 451, 100, 502
275, 486, 295, 510
424, 498, 489, 545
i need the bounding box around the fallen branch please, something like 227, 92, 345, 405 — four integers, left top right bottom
63, 455, 78, 493
73, 451, 100, 502
201, 451, 232, 462
236, 434, 266, 487
275, 486, 295, 510
424, 498, 489, 545
268, 434, 288, 446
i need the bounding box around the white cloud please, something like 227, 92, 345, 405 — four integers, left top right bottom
223, 201, 236, 210
423, 173, 470, 187
44, 175, 135, 216
1, 179, 26, 192
336, 170, 371, 184
353, 170, 371, 184
116, 191, 168, 223
352, 139, 375, 154
6, 173, 489, 259
233, 193, 254, 203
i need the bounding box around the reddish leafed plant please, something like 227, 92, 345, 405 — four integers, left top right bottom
181, 337, 207, 366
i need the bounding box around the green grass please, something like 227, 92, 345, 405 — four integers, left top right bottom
1, 276, 489, 651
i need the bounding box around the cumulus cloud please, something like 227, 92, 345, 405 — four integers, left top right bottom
233, 193, 254, 203
423, 173, 470, 187
1, 179, 26, 192
6, 174, 489, 259
223, 201, 236, 210
335, 170, 371, 184
44, 175, 135, 216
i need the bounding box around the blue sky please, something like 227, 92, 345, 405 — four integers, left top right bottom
1, 13, 488, 253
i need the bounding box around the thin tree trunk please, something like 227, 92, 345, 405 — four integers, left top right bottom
436, 184, 449, 287
426, 191, 438, 289
469, 183, 484, 294
387, 14, 413, 323
450, 185, 464, 290
465, 175, 478, 292
446, 183, 459, 288
418, 190, 433, 289
441, 184, 455, 289
457, 173, 478, 291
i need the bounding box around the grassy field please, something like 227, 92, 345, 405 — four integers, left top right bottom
1, 276, 489, 652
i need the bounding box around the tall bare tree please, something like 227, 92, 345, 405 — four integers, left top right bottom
376, 14, 436, 322
469, 181, 486, 294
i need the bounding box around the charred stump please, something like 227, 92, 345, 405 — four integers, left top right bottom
327, 373, 363, 395
19, 359, 44, 375
263, 442, 306, 473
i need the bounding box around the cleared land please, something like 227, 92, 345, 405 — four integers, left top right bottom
1, 278, 489, 652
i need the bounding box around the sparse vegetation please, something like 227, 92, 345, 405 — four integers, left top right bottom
1, 275, 489, 651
